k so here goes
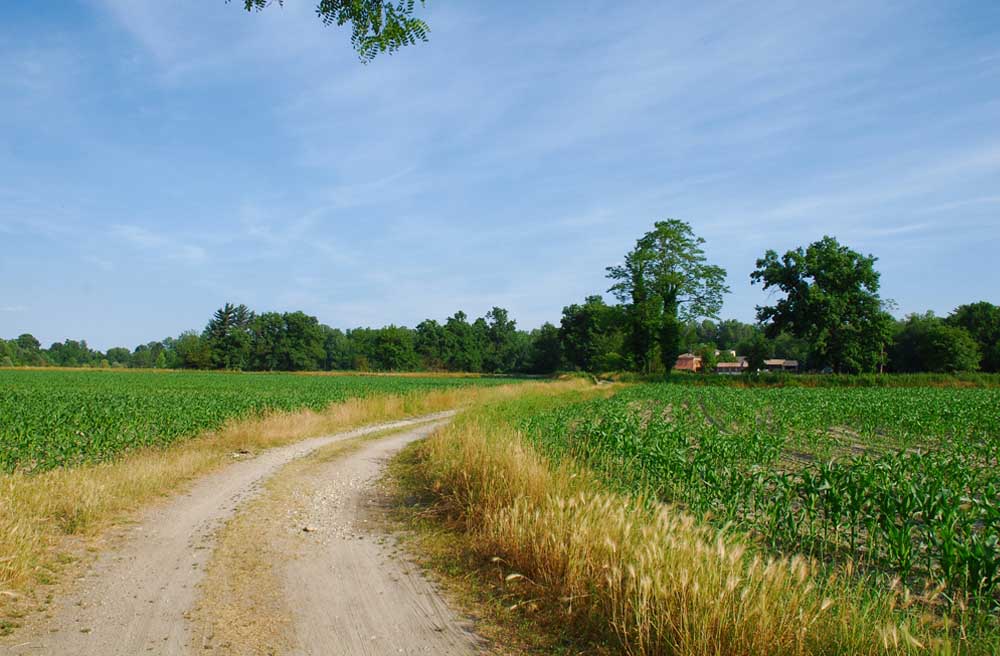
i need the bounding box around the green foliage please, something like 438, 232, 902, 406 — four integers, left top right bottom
947, 302, 1000, 373
16, 334, 40, 352
239, 0, 429, 62
0, 370, 508, 472
744, 331, 769, 373
413, 319, 447, 370
527, 322, 562, 374
519, 383, 1000, 611
608, 219, 729, 372
205, 302, 254, 370
277, 311, 326, 370
358, 324, 420, 371
891, 312, 981, 373
44, 339, 102, 367
482, 306, 520, 373
442, 311, 485, 372
559, 296, 626, 372
174, 331, 214, 369
751, 236, 893, 373
693, 342, 718, 373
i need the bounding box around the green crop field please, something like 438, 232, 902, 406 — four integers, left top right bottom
0, 369, 510, 472
519, 384, 1000, 610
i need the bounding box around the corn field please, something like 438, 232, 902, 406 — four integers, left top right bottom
0, 369, 506, 472
520, 384, 1000, 611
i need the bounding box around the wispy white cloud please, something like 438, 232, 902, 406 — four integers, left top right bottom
110, 224, 207, 262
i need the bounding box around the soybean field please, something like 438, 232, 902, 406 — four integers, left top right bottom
0, 369, 509, 472
520, 384, 1000, 610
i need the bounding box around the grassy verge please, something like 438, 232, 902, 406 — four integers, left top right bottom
0, 383, 526, 623
394, 387, 962, 655
602, 371, 1000, 388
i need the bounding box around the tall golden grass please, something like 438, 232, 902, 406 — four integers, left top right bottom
0, 383, 525, 615
413, 395, 955, 655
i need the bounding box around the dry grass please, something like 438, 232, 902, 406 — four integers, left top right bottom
0, 383, 525, 618
411, 395, 956, 656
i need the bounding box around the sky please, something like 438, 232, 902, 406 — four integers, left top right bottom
1, 1, 998, 351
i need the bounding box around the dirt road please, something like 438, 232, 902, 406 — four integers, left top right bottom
1, 412, 480, 656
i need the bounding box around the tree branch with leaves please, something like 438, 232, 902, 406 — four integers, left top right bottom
237, 0, 429, 62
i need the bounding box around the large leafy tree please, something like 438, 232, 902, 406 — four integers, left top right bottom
249, 312, 286, 370
238, 0, 429, 62
414, 319, 447, 370
173, 331, 214, 369
751, 236, 893, 374
277, 311, 327, 370
321, 326, 354, 370
482, 306, 519, 373
442, 311, 484, 372
527, 322, 562, 374
559, 296, 626, 372
890, 312, 980, 373
607, 220, 729, 373
367, 325, 420, 371
946, 302, 1000, 373
132, 341, 168, 369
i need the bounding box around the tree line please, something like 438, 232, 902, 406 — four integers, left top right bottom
557, 221, 997, 375
3, 220, 997, 375
0, 306, 562, 374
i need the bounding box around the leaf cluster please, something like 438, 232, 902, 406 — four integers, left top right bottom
240, 0, 428, 62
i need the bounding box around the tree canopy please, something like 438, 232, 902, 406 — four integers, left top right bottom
607, 219, 729, 372
238, 0, 429, 62
946, 302, 1000, 373
751, 236, 893, 374
889, 312, 980, 373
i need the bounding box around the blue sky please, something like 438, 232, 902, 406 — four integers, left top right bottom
1, 1, 998, 350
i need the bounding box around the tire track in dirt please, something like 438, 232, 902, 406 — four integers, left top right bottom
0, 412, 458, 656
193, 419, 483, 655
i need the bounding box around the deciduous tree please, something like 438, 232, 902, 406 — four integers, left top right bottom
890, 313, 981, 373
751, 236, 894, 374
946, 302, 1000, 373
559, 296, 626, 372
607, 220, 729, 373
528, 322, 562, 374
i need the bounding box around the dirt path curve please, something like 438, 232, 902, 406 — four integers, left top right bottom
0, 412, 463, 656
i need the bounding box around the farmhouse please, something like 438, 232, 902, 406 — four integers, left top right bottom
764, 358, 799, 372
674, 353, 701, 372
672, 353, 799, 374
716, 358, 749, 375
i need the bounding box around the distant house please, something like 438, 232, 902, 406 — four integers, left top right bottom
673, 353, 701, 372
716, 359, 748, 375
764, 358, 799, 373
